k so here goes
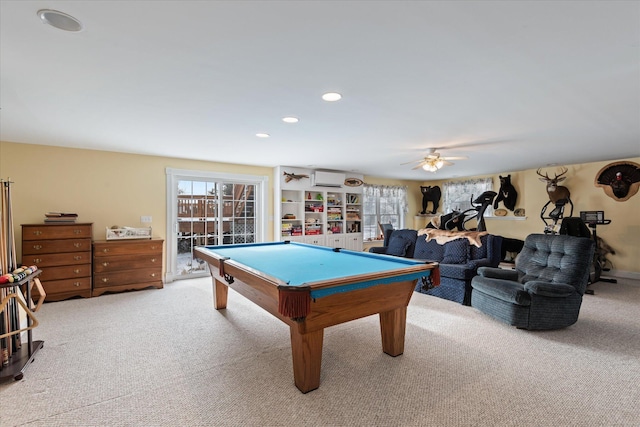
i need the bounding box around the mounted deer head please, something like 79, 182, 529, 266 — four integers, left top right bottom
537, 167, 571, 203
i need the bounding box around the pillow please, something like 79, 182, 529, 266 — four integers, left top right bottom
386, 235, 411, 257
442, 239, 469, 264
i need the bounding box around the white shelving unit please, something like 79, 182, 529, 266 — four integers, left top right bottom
275, 166, 364, 251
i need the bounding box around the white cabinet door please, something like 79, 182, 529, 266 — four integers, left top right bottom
304, 235, 326, 246
326, 235, 345, 249
344, 234, 363, 251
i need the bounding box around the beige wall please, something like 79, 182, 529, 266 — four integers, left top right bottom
1, 141, 638, 274
0, 141, 274, 273
414, 158, 640, 275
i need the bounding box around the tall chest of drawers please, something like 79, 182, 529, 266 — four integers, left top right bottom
21, 223, 93, 301
92, 239, 164, 297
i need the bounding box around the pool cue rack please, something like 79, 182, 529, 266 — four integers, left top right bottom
0, 270, 44, 381
1, 178, 44, 380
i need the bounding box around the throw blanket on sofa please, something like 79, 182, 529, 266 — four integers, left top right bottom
417, 229, 488, 247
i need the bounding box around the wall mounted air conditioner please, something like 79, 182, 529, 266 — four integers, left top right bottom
311, 171, 345, 187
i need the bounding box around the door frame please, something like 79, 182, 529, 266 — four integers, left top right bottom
165, 167, 269, 282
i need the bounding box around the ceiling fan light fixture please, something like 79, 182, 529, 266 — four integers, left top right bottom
37, 9, 83, 32
422, 163, 437, 172
421, 158, 445, 172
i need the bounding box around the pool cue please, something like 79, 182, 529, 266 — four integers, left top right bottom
0, 181, 9, 365
6, 180, 21, 351
3, 179, 21, 356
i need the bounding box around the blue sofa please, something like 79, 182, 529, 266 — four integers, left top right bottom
370, 228, 503, 305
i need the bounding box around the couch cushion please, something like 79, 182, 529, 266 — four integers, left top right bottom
442, 238, 470, 264
386, 235, 412, 256
413, 235, 445, 261
469, 234, 488, 259
471, 276, 531, 306
439, 263, 476, 280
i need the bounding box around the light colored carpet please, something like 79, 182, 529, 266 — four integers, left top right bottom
1, 276, 638, 426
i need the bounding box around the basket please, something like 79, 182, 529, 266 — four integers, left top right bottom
106, 226, 152, 240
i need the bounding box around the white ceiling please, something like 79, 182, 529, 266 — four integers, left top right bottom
1, 1, 639, 180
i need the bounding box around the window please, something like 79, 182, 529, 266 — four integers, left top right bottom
442, 177, 494, 217
362, 185, 408, 240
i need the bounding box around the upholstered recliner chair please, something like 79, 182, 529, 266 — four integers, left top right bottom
470, 234, 595, 330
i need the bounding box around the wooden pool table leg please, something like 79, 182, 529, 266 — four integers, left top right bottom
379, 306, 407, 357
212, 278, 229, 310
289, 327, 324, 393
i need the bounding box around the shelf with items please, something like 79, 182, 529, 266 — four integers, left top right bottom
327, 221, 343, 234
281, 222, 303, 238
345, 192, 362, 234
304, 190, 324, 236
275, 166, 364, 249
326, 193, 343, 207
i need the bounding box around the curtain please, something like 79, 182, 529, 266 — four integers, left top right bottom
442, 177, 494, 215
363, 184, 408, 240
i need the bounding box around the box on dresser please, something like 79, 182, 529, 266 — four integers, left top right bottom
92, 239, 164, 297
21, 223, 93, 301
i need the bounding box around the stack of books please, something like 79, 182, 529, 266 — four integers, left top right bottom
44, 212, 78, 223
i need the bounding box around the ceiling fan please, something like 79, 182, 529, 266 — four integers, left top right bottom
402, 148, 468, 172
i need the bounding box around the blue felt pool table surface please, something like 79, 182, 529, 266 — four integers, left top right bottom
199, 241, 432, 296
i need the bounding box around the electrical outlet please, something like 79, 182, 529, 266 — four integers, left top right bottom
140, 216, 152, 223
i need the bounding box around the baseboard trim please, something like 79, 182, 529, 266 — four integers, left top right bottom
608, 269, 640, 282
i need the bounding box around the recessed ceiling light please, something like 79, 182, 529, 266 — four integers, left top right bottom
37, 9, 83, 32
256, 133, 270, 138
282, 117, 299, 123
322, 92, 342, 102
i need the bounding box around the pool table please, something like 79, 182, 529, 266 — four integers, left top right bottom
194, 241, 439, 393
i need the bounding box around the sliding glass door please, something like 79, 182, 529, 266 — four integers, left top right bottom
166, 168, 267, 282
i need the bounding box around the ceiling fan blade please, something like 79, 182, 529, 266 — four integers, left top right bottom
400, 158, 426, 165
441, 160, 454, 166
441, 155, 468, 161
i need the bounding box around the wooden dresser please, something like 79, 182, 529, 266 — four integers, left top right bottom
21, 223, 93, 301
92, 239, 164, 297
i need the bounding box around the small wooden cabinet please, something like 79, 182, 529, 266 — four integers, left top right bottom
21, 223, 93, 301
92, 239, 164, 297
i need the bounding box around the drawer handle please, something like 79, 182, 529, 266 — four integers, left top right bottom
74, 243, 82, 248
74, 269, 81, 274
73, 282, 81, 287
34, 258, 42, 263
150, 273, 156, 278
102, 248, 110, 253
74, 256, 82, 260
151, 246, 158, 250
102, 262, 109, 267
33, 230, 43, 236
101, 278, 109, 283
73, 229, 82, 234
150, 258, 157, 263
33, 245, 42, 250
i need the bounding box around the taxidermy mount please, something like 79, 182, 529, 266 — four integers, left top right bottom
493, 174, 518, 211
595, 161, 640, 201
420, 186, 441, 214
